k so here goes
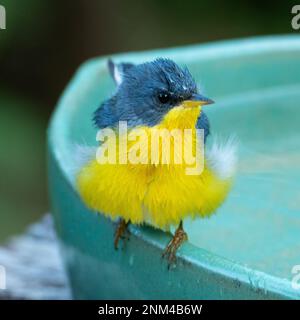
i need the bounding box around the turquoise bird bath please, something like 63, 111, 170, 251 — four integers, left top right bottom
48, 35, 300, 299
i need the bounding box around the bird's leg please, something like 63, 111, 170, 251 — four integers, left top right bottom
114, 218, 130, 250
162, 221, 188, 268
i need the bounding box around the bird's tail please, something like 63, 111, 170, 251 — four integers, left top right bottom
206, 135, 238, 181
108, 59, 135, 86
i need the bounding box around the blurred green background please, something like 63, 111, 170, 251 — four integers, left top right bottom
0, 0, 297, 242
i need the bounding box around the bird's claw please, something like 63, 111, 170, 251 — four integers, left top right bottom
114, 219, 130, 250
162, 245, 177, 270
162, 224, 188, 269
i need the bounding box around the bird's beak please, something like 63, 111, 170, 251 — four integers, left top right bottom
183, 93, 215, 108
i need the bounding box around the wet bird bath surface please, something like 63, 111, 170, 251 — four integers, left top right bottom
48, 36, 300, 299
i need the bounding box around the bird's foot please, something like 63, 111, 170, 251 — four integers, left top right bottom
114, 218, 130, 250
162, 221, 188, 269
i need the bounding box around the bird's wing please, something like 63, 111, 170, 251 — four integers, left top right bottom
196, 111, 210, 143
93, 97, 118, 129
108, 59, 135, 86
206, 136, 238, 180
93, 60, 135, 128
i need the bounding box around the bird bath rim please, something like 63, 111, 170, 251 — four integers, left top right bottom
48, 35, 300, 299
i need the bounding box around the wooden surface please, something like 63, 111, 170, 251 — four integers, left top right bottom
0, 215, 71, 300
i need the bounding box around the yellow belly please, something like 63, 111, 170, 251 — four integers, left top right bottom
143, 165, 232, 228
77, 159, 232, 229
77, 160, 153, 224
77, 105, 233, 229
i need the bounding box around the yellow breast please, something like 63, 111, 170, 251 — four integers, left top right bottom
77, 106, 233, 229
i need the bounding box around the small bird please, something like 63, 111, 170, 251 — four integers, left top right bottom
76, 58, 236, 266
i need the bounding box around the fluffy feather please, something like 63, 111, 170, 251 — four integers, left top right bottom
207, 136, 238, 180
77, 58, 237, 230
70, 144, 97, 180
76, 107, 237, 229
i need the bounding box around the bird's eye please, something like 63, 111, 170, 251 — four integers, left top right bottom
158, 92, 171, 104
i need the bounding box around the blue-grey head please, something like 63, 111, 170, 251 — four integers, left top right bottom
93, 58, 213, 141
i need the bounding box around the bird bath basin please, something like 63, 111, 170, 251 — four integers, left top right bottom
48, 35, 300, 299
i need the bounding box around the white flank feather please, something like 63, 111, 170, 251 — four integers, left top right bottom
206, 136, 238, 180
70, 144, 97, 177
